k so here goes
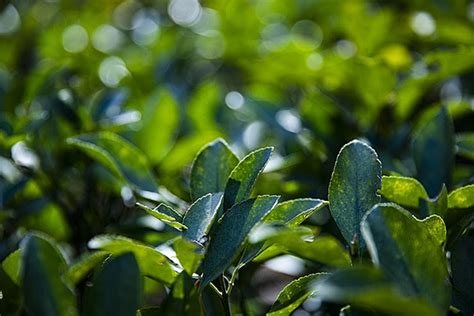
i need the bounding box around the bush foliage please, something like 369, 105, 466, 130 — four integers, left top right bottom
0, 0, 473, 315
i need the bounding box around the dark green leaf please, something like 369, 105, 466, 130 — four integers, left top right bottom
200, 195, 279, 288
88, 235, 178, 285
379, 176, 428, 209
162, 272, 201, 315
412, 107, 454, 197
268, 273, 326, 316
183, 192, 223, 242
21, 233, 78, 316
313, 267, 440, 316
190, 138, 238, 201
361, 203, 450, 312
328, 140, 381, 252
67, 132, 157, 192
450, 233, 474, 315
85, 253, 142, 316
223, 147, 273, 210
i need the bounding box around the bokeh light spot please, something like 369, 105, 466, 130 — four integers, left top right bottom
62, 24, 88, 53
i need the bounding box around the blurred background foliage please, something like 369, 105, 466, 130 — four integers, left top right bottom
0, 0, 473, 312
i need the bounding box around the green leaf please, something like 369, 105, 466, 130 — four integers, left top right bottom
313, 267, 440, 316
2, 249, 21, 285
88, 235, 178, 285
223, 147, 273, 210
162, 272, 202, 315
64, 251, 109, 285
173, 238, 204, 275
260, 227, 351, 268
85, 253, 142, 316
268, 273, 326, 316
135, 89, 180, 164
379, 176, 428, 208
412, 107, 455, 197
264, 198, 328, 226
455, 133, 474, 161
20, 233, 78, 316
328, 140, 381, 252
448, 184, 474, 209
183, 192, 223, 242
67, 131, 157, 192
450, 234, 474, 315
200, 195, 279, 288
361, 203, 450, 312
136, 202, 186, 231
190, 138, 239, 201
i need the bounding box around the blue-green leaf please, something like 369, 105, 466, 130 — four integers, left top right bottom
190, 139, 238, 201
200, 195, 279, 288
223, 147, 273, 210
183, 192, 223, 242
85, 253, 142, 316
412, 107, 455, 197
328, 140, 381, 252
361, 203, 450, 312
21, 233, 78, 316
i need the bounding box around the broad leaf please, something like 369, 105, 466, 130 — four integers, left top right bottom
455, 133, 474, 161
448, 184, 474, 209
183, 192, 223, 242
264, 198, 328, 226
379, 176, 428, 209
20, 234, 78, 316
313, 267, 440, 316
190, 139, 238, 200
412, 107, 454, 197
67, 132, 157, 192
88, 235, 178, 285
85, 253, 142, 316
223, 147, 273, 210
361, 203, 450, 312
136, 202, 186, 231
328, 140, 381, 252
200, 195, 279, 288
268, 273, 326, 316
450, 234, 474, 315
2, 249, 21, 285
64, 251, 109, 285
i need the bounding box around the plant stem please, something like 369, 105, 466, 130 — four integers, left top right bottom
220, 276, 232, 316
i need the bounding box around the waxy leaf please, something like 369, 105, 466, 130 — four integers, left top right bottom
361, 203, 450, 312
313, 267, 439, 316
223, 147, 273, 210
268, 273, 326, 316
379, 176, 428, 208
67, 132, 157, 192
190, 139, 238, 201
328, 140, 381, 252
448, 184, 474, 209
200, 195, 279, 288
183, 192, 223, 242
21, 234, 78, 316
264, 198, 328, 226
137, 202, 186, 231
88, 235, 178, 285
412, 107, 454, 197
85, 253, 142, 316
455, 133, 474, 161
